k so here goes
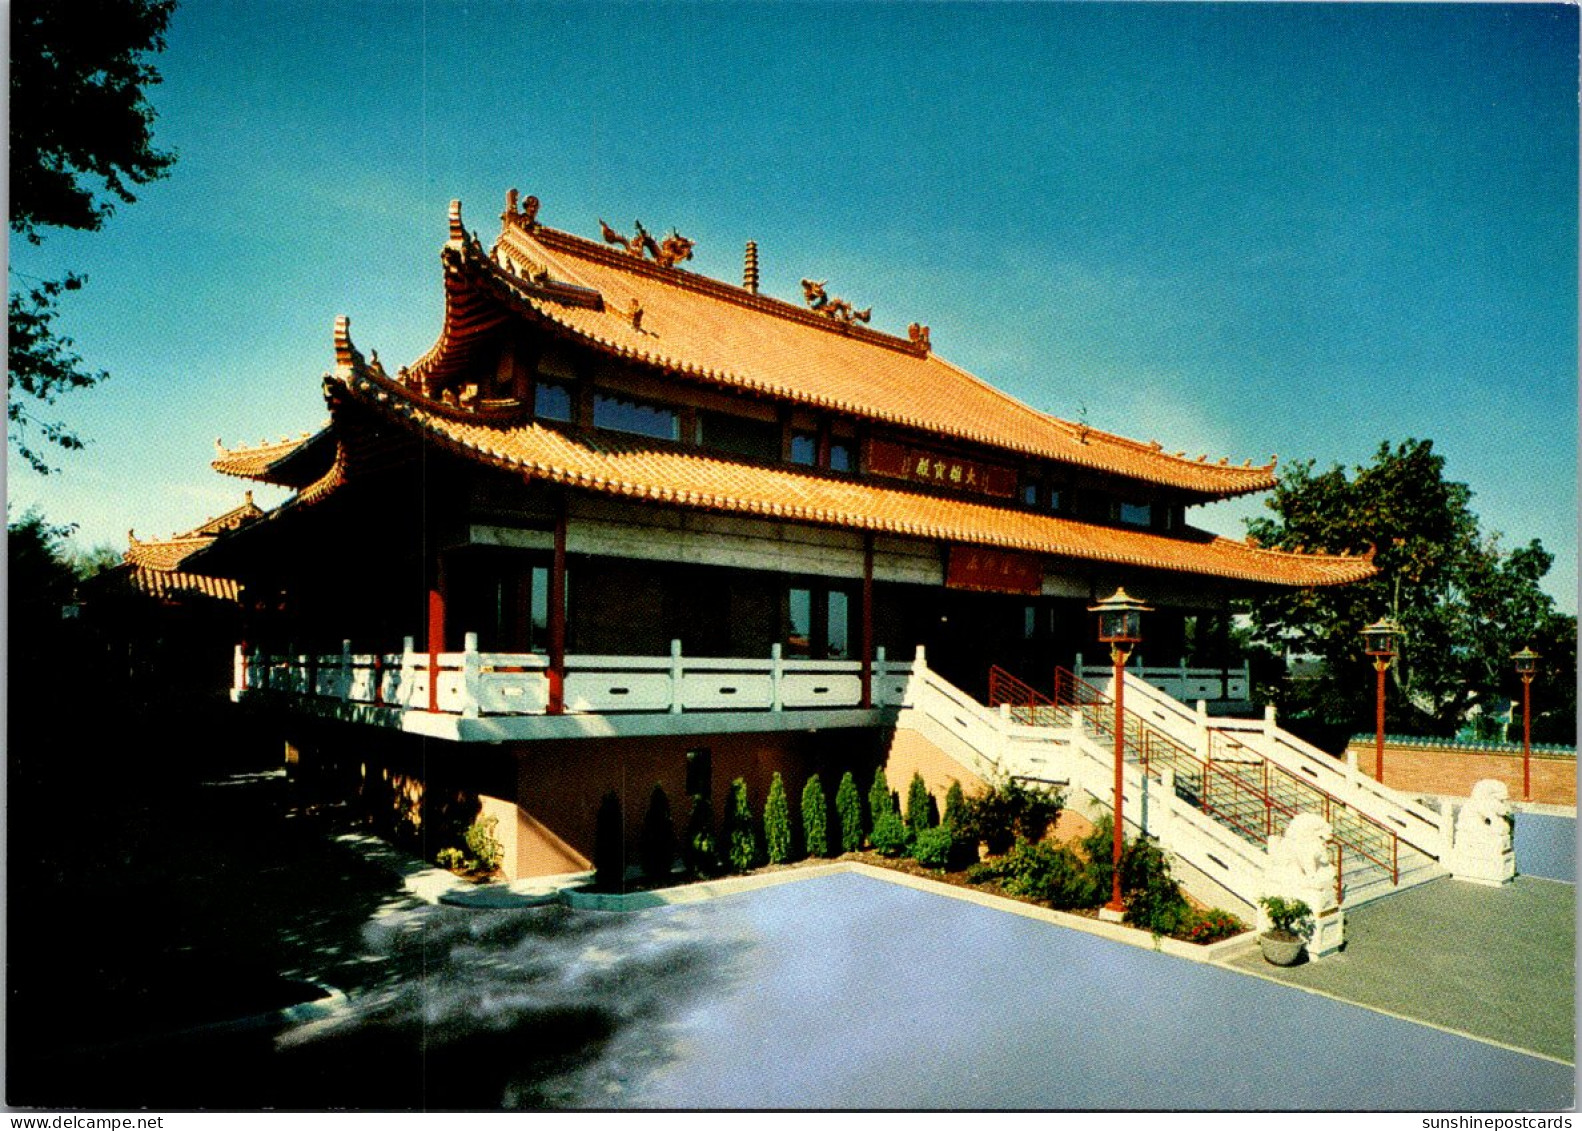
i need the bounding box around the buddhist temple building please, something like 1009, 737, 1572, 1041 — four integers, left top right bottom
186, 191, 1377, 880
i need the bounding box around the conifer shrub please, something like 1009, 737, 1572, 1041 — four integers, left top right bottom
722, 777, 760, 873
870, 810, 909, 857
904, 772, 934, 839
684, 792, 720, 877
911, 825, 955, 869
594, 790, 625, 891
764, 772, 794, 864
941, 780, 976, 868
800, 774, 829, 858
835, 771, 863, 854
868, 768, 895, 839
639, 783, 676, 884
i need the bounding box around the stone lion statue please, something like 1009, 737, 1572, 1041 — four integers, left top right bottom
1456, 779, 1514, 856
1268, 813, 1332, 884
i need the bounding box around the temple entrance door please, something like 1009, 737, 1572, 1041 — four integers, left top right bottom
923, 590, 1028, 703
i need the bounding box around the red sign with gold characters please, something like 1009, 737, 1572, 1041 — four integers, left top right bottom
946, 546, 1044, 595
867, 439, 1018, 499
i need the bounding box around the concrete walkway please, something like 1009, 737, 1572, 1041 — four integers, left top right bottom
1224, 875, 1575, 1063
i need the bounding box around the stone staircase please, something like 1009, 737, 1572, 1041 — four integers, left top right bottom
986, 665, 1449, 909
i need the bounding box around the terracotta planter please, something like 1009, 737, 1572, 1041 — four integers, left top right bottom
1258, 931, 1306, 967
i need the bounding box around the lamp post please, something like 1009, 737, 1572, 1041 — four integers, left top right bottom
1089, 586, 1152, 921
1512, 645, 1540, 801
1360, 618, 1403, 785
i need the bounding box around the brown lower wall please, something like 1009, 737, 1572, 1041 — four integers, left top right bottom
502, 728, 886, 879
1346, 740, 1576, 806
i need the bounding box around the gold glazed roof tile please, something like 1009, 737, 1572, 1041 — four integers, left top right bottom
319, 365, 1372, 589
410, 197, 1278, 500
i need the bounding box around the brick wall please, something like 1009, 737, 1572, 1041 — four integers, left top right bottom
1346, 739, 1576, 806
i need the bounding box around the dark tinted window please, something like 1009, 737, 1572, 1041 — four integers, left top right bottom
536, 382, 572, 422
790, 432, 817, 466
829, 442, 852, 472
701, 411, 781, 460
593, 393, 679, 440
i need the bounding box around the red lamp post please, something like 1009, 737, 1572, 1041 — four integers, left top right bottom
1089, 587, 1152, 920
1360, 618, 1403, 785
1512, 645, 1540, 801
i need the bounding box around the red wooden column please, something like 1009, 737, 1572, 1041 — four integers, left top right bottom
547, 496, 568, 715
427, 554, 447, 713
860, 533, 875, 709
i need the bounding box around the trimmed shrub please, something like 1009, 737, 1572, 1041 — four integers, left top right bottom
904, 772, 934, 839
943, 780, 967, 828
639, 784, 676, 884
868, 768, 895, 837
870, 811, 909, 857
800, 774, 829, 858
1121, 836, 1190, 935
722, 777, 760, 873
961, 776, 1065, 855
463, 816, 504, 874
912, 825, 955, 869
835, 771, 863, 854
435, 846, 466, 872
1080, 812, 1118, 896
684, 793, 720, 877
764, 772, 794, 864
594, 790, 625, 891
967, 839, 1098, 909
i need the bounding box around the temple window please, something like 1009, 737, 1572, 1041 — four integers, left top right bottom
1021, 483, 1039, 506
785, 584, 853, 658
699, 411, 780, 460
1047, 488, 1062, 512
827, 590, 850, 658
1119, 501, 1153, 527
535, 381, 572, 422
593, 393, 680, 441
790, 432, 818, 466
828, 441, 852, 472
787, 587, 813, 657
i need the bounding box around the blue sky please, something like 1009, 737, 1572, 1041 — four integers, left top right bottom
10, 1, 1577, 612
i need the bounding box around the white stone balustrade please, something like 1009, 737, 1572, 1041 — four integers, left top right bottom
233, 637, 911, 719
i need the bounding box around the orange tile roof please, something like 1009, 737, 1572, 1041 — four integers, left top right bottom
317, 360, 1372, 589
120, 495, 262, 601
399, 197, 1279, 501
213, 428, 333, 485
125, 566, 241, 602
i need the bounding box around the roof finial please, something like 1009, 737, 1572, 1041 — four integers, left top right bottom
744, 241, 760, 294
245, 490, 254, 506
448, 200, 465, 243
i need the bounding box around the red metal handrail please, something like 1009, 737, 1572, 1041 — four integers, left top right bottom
990, 665, 1404, 893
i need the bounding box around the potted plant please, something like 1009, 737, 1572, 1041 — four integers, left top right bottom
1257, 895, 1312, 966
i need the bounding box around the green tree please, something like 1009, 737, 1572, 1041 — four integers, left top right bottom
684, 792, 719, 877
1244, 439, 1576, 742
835, 771, 863, 854
764, 772, 794, 864
800, 774, 829, 858
943, 780, 967, 830
10, 0, 177, 472
594, 790, 625, 892
639, 784, 676, 884
722, 777, 760, 873
867, 767, 895, 838
904, 772, 934, 840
